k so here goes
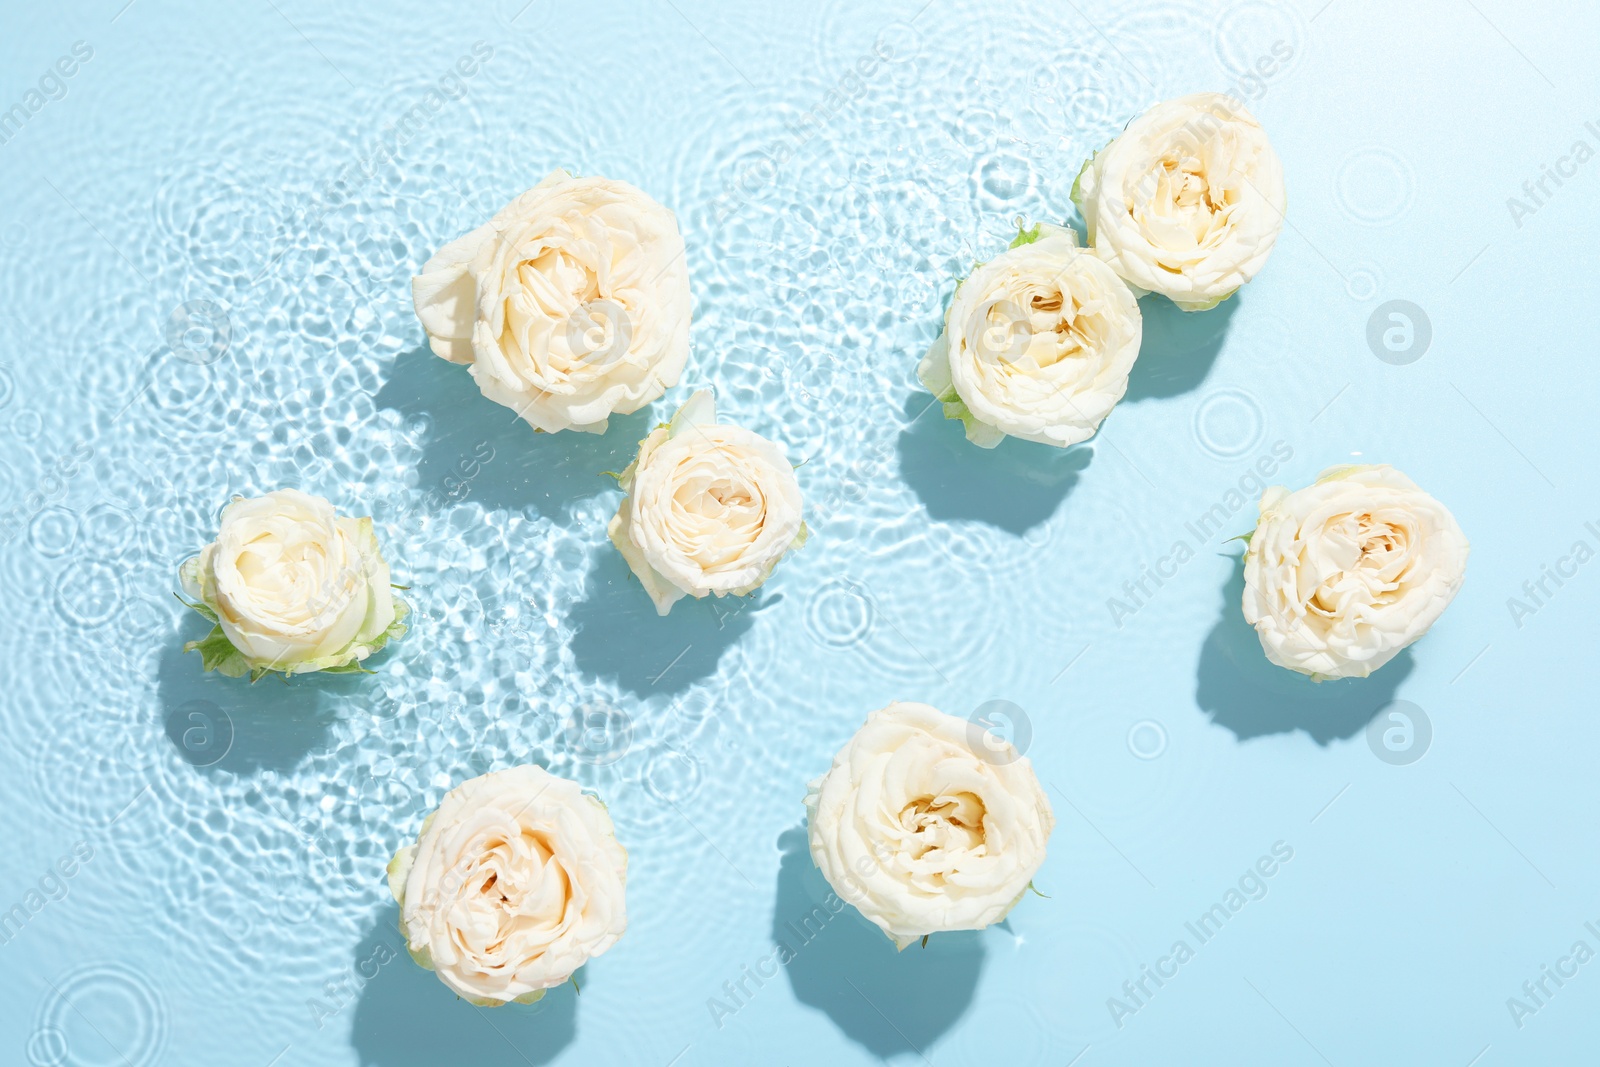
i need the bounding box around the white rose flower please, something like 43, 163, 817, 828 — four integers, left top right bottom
178, 489, 406, 679
804, 701, 1055, 948
411, 169, 691, 434
1242, 465, 1469, 680
607, 390, 806, 616
918, 222, 1142, 448
386, 765, 628, 1006
1073, 92, 1286, 311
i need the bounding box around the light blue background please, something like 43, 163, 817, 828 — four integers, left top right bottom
1, 1, 1596, 1065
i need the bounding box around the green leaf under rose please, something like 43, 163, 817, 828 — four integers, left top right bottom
181, 600, 410, 682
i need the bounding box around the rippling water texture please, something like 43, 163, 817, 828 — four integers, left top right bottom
3, 1, 1599, 1064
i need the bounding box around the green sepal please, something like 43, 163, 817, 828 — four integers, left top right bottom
372, 599, 411, 651
1314, 465, 1364, 485
174, 591, 218, 624
184, 624, 251, 677
938, 393, 1006, 449
954, 261, 982, 294
182, 599, 410, 680
1069, 143, 1110, 237
1170, 289, 1236, 313
1008, 222, 1043, 248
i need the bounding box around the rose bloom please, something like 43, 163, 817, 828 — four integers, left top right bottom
608, 390, 805, 615
387, 765, 628, 1005
411, 169, 691, 434
1243, 465, 1469, 679
804, 702, 1054, 948
1074, 92, 1286, 311
919, 222, 1142, 448
179, 489, 403, 677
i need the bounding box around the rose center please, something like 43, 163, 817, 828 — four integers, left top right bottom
1306, 511, 1416, 616
500, 242, 632, 380
1130, 147, 1242, 254
231, 523, 357, 625
898, 791, 987, 863
521, 247, 599, 306
448, 830, 576, 960
707, 483, 753, 509
984, 283, 1113, 372
670, 471, 767, 555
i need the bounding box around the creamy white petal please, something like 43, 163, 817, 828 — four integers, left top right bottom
609, 391, 805, 615
1074, 93, 1285, 310
180, 489, 402, 676
921, 224, 1141, 449
390, 766, 628, 1005
410, 170, 691, 435
804, 702, 1054, 947
411, 221, 496, 363
1241, 465, 1469, 679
